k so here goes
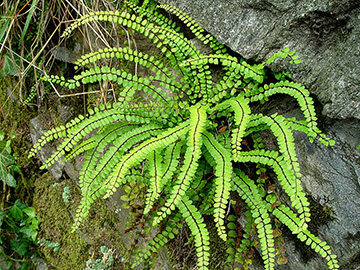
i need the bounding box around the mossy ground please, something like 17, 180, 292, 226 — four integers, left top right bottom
33, 172, 128, 269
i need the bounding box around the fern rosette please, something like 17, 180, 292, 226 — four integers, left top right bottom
31, 1, 338, 269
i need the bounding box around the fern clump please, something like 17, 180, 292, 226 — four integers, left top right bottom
30, 1, 338, 269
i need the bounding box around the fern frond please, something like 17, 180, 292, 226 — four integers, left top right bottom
61, 10, 150, 38
181, 54, 264, 83
237, 149, 310, 227
158, 4, 226, 55
103, 119, 190, 200
261, 47, 301, 67
79, 124, 162, 190
233, 170, 275, 270
209, 69, 244, 103
247, 81, 334, 146
217, 96, 251, 160
154, 104, 207, 225
270, 203, 339, 270
242, 113, 310, 225
71, 124, 164, 230
64, 137, 96, 161
178, 195, 210, 270
131, 214, 182, 268
39, 104, 162, 169
28, 124, 69, 158
61, 10, 188, 68
43, 68, 176, 105
152, 25, 201, 60
143, 140, 184, 214
74, 47, 172, 78
202, 131, 232, 241
143, 150, 164, 214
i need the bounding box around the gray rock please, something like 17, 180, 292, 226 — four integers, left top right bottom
29, 106, 82, 181
287, 119, 360, 269
30, 115, 64, 180
156, 0, 360, 119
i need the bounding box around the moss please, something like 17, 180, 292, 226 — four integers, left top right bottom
33, 172, 128, 269
0, 77, 39, 204
33, 173, 89, 269
80, 198, 128, 269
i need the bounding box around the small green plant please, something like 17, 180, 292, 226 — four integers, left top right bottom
62, 186, 71, 203
30, 1, 339, 269
38, 239, 61, 252
86, 245, 114, 270
0, 130, 20, 207
0, 199, 40, 269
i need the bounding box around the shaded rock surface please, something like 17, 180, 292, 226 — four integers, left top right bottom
282, 117, 360, 269
157, 0, 360, 120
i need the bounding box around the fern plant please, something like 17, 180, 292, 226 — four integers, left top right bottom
29, 1, 339, 269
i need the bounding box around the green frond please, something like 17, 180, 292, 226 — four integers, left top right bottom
186, 158, 213, 214
152, 25, 201, 60
131, 214, 182, 268
178, 195, 210, 270
103, 119, 190, 200
243, 113, 310, 225
61, 10, 185, 67
237, 149, 311, 226
28, 124, 68, 158
158, 4, 227, 55
61, 10, 150, 38
143, 150, 164, 214
261, 47, 302, 67
154, 104, 208, 225
233, 170, 275, 270
181, 61, 213, 102
181, 54, 264, 83
79, 124, 162, 189
64, 136, 97, 161
202, 131, 232, 240
43, 67, 176, 105
125, 0, 177, 31
270, 203, 339, 270
209, 70, 244, 103
72, 124, 164, 229
74, 47, 171, 77
39, 105, 158, 169
247, 81, 334, 146
218, 96, 251, 160
143, 140, 184, 214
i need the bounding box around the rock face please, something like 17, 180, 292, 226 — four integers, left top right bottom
155, 0, 360, 269
157, 0, 360, 120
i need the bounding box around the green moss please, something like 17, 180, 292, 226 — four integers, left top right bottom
33, 173, 88, 269
0, 77, 39, 204
81, 197, 128, 269
33, 172, 128, 269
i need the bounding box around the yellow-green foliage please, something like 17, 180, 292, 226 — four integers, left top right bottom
30, 1, 338, 269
